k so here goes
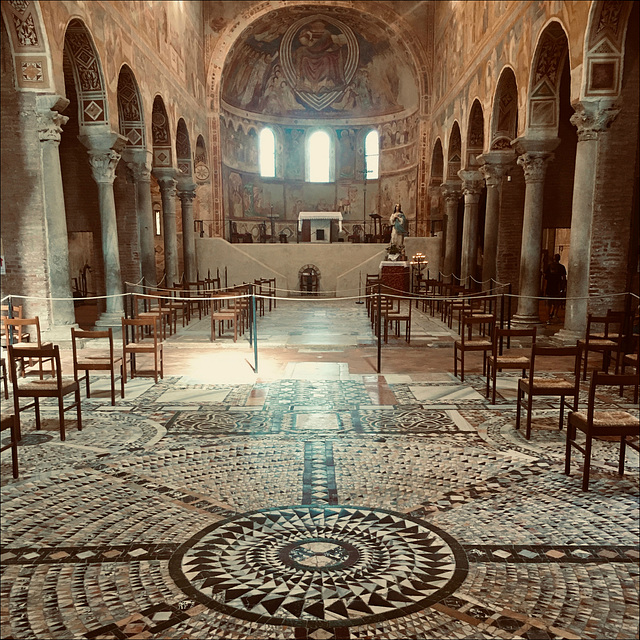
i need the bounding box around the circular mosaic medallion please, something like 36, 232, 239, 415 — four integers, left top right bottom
169, 506, 468, 628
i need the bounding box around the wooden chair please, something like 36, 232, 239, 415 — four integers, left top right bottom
565, 372, 639, 491
516, 344, 582, 440
1, 414, 19, 478
3, 317, 53, 380
454, 313, 495, 382
8, 343, 82, 442
1, 304, 27, 345
578, 313, 624, 381
1, 347, 8, 399
122, 317, 164, 383
210, 294, 244, 342
71, 328, 124, 406
486, 327, 537, 404
382, 295, 412, 343
132, 294, 174, 340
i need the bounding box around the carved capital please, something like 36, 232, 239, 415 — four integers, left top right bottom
478, 154, 514, 188
570, 101, 620, 142
178, 189, 197, 206
157, 176, 177, 198
516, 152, 554, 184
126, 160, 152, 183
440, 182, 461, 204
37, 109, 68, 144
88, 149, 121, 184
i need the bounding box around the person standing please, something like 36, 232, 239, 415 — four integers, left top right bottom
544, 253, 567, 323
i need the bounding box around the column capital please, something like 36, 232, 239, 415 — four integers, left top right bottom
87, 148, 122, 184
122, 148, 152, 182
440, 181, 462, 203
178, 188, 197, 205
512, 138, 560, 184
457, 169, 484, 198
126, 160, 152, 183
37, 109, 69, 144
153, 167, 178, 187
477, 150, 516, 187
570, 100, 620, 141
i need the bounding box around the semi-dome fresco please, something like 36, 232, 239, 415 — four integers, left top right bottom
221, 9, 419, 118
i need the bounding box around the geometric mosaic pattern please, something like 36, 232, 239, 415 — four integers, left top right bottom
169, 506, 467, 628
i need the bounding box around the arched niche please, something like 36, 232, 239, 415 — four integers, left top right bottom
527, 21, 570, 137
490, 67, 518, 150
466, 99, 484, 166
117, 65, 145, 149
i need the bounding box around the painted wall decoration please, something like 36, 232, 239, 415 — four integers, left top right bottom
221, 9, 417, 117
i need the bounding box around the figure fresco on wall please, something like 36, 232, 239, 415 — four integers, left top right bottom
338, 129, 355, 179
221, 11, 414, 117
284, 129, 305, 180
229, 172, 243, 218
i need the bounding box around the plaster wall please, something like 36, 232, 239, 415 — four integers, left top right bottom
195, 237, 441, 298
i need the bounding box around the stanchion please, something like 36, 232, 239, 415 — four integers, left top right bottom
356, 271, 364, 305
252, 292, 258, 374
377, 282, 382, 373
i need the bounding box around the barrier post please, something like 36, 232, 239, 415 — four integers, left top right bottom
7, 296, 14, 345
507, 284, 513, 348
252, 291, 258, 373
377, 282, 382, 373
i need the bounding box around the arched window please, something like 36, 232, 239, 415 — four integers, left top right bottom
307, 130, 331, 182
364, 130, 379, 180
259, 127, 276, 178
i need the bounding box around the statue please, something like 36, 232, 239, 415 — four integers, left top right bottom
389, 203, 407, 248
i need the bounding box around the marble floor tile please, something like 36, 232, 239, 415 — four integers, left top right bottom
1, 301, 638, 640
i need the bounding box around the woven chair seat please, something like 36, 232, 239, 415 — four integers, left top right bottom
570, 411, 639, 429
17, 377, 78, 394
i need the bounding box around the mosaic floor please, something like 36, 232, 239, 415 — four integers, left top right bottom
1, 301, 638, 639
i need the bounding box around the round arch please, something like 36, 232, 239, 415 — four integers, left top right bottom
466, 99, 484, 167
526, 19, 570, 138
151, 95, 172, 169
117, 64, 145, 149
63, 18, 110, 131
490, 66, 518, 150
176, 118, 192, 178
581, 0, 635, 101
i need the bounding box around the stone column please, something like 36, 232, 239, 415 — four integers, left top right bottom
556, 101, 620, 342
457, 170, 484, 287
477, 151, 516, 290
153, 168, 179, 286
123, 149, 156, 288
177, 182, 197, 284
79, 132, 128, 321
36, 95, 78, 342
440, 181, 462, 283
511, 137, 560, 327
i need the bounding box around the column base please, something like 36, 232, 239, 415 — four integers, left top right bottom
94, 312, 124, 336
42, 323, 80, 348
510, 314, 543, 329
553, 328, 584, 345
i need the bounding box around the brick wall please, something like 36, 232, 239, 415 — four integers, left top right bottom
496, 169, 525, 297
588, 17, 639, 315
0, 20, 51, 322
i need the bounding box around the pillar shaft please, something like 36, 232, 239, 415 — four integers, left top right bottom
36, 99, 76, 330
560, 101, 620, 340
441, 182, 461, 283
79, 131, 128, 322
126, 153, 156, 287
154, 170, 179, 286
511, 138, 560, 326
458, 170, 483, 286
87, 150, 125, 315
478, 151, 515, 290
178, 185, 197, 284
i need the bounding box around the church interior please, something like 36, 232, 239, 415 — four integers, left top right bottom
1, 1, 639, 639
